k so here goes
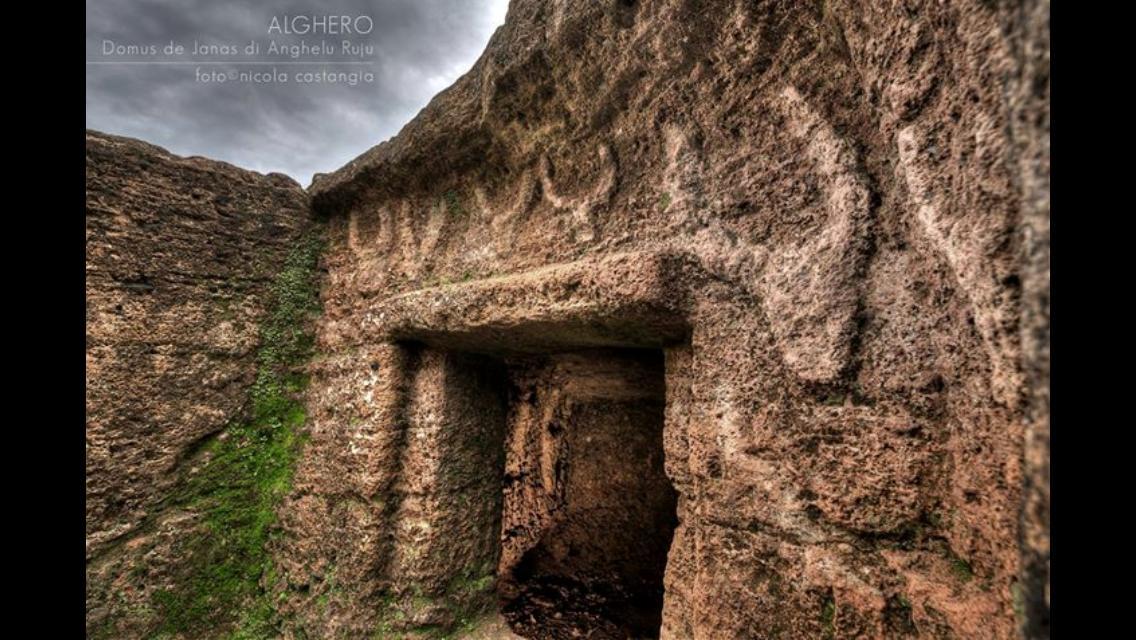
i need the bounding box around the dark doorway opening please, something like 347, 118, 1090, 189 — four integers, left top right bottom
496, 349, 678, 639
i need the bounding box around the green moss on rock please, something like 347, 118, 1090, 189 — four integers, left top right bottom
150, 229, 325, 638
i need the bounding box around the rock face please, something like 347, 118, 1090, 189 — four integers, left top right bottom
85, 131, 313, 638
285, 0, 1049, 638
84, 0, 1049, 638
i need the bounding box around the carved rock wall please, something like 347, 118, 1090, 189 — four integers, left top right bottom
285, 1, 1048, 638
83, 0, 1048, 637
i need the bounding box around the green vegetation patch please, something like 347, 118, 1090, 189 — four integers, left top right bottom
820, 594, 837, 639
950, 554, 975, 583
151, 229, 325, 638
443, 190, 465, 219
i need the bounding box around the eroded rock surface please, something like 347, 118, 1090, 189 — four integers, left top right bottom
85, 131, 313, 638
287, 0, 1049, 638
84, 0, 1048, 638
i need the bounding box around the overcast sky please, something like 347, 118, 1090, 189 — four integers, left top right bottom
86, 0, 509, 185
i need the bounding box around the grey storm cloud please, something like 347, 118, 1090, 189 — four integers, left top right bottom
86, 0, 509, 185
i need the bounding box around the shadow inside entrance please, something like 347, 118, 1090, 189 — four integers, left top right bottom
496, 349, 677, 639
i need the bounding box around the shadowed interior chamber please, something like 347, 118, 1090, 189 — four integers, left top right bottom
496, 349, 677, 639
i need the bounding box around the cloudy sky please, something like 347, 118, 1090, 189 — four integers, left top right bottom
86, 0, 509, 185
